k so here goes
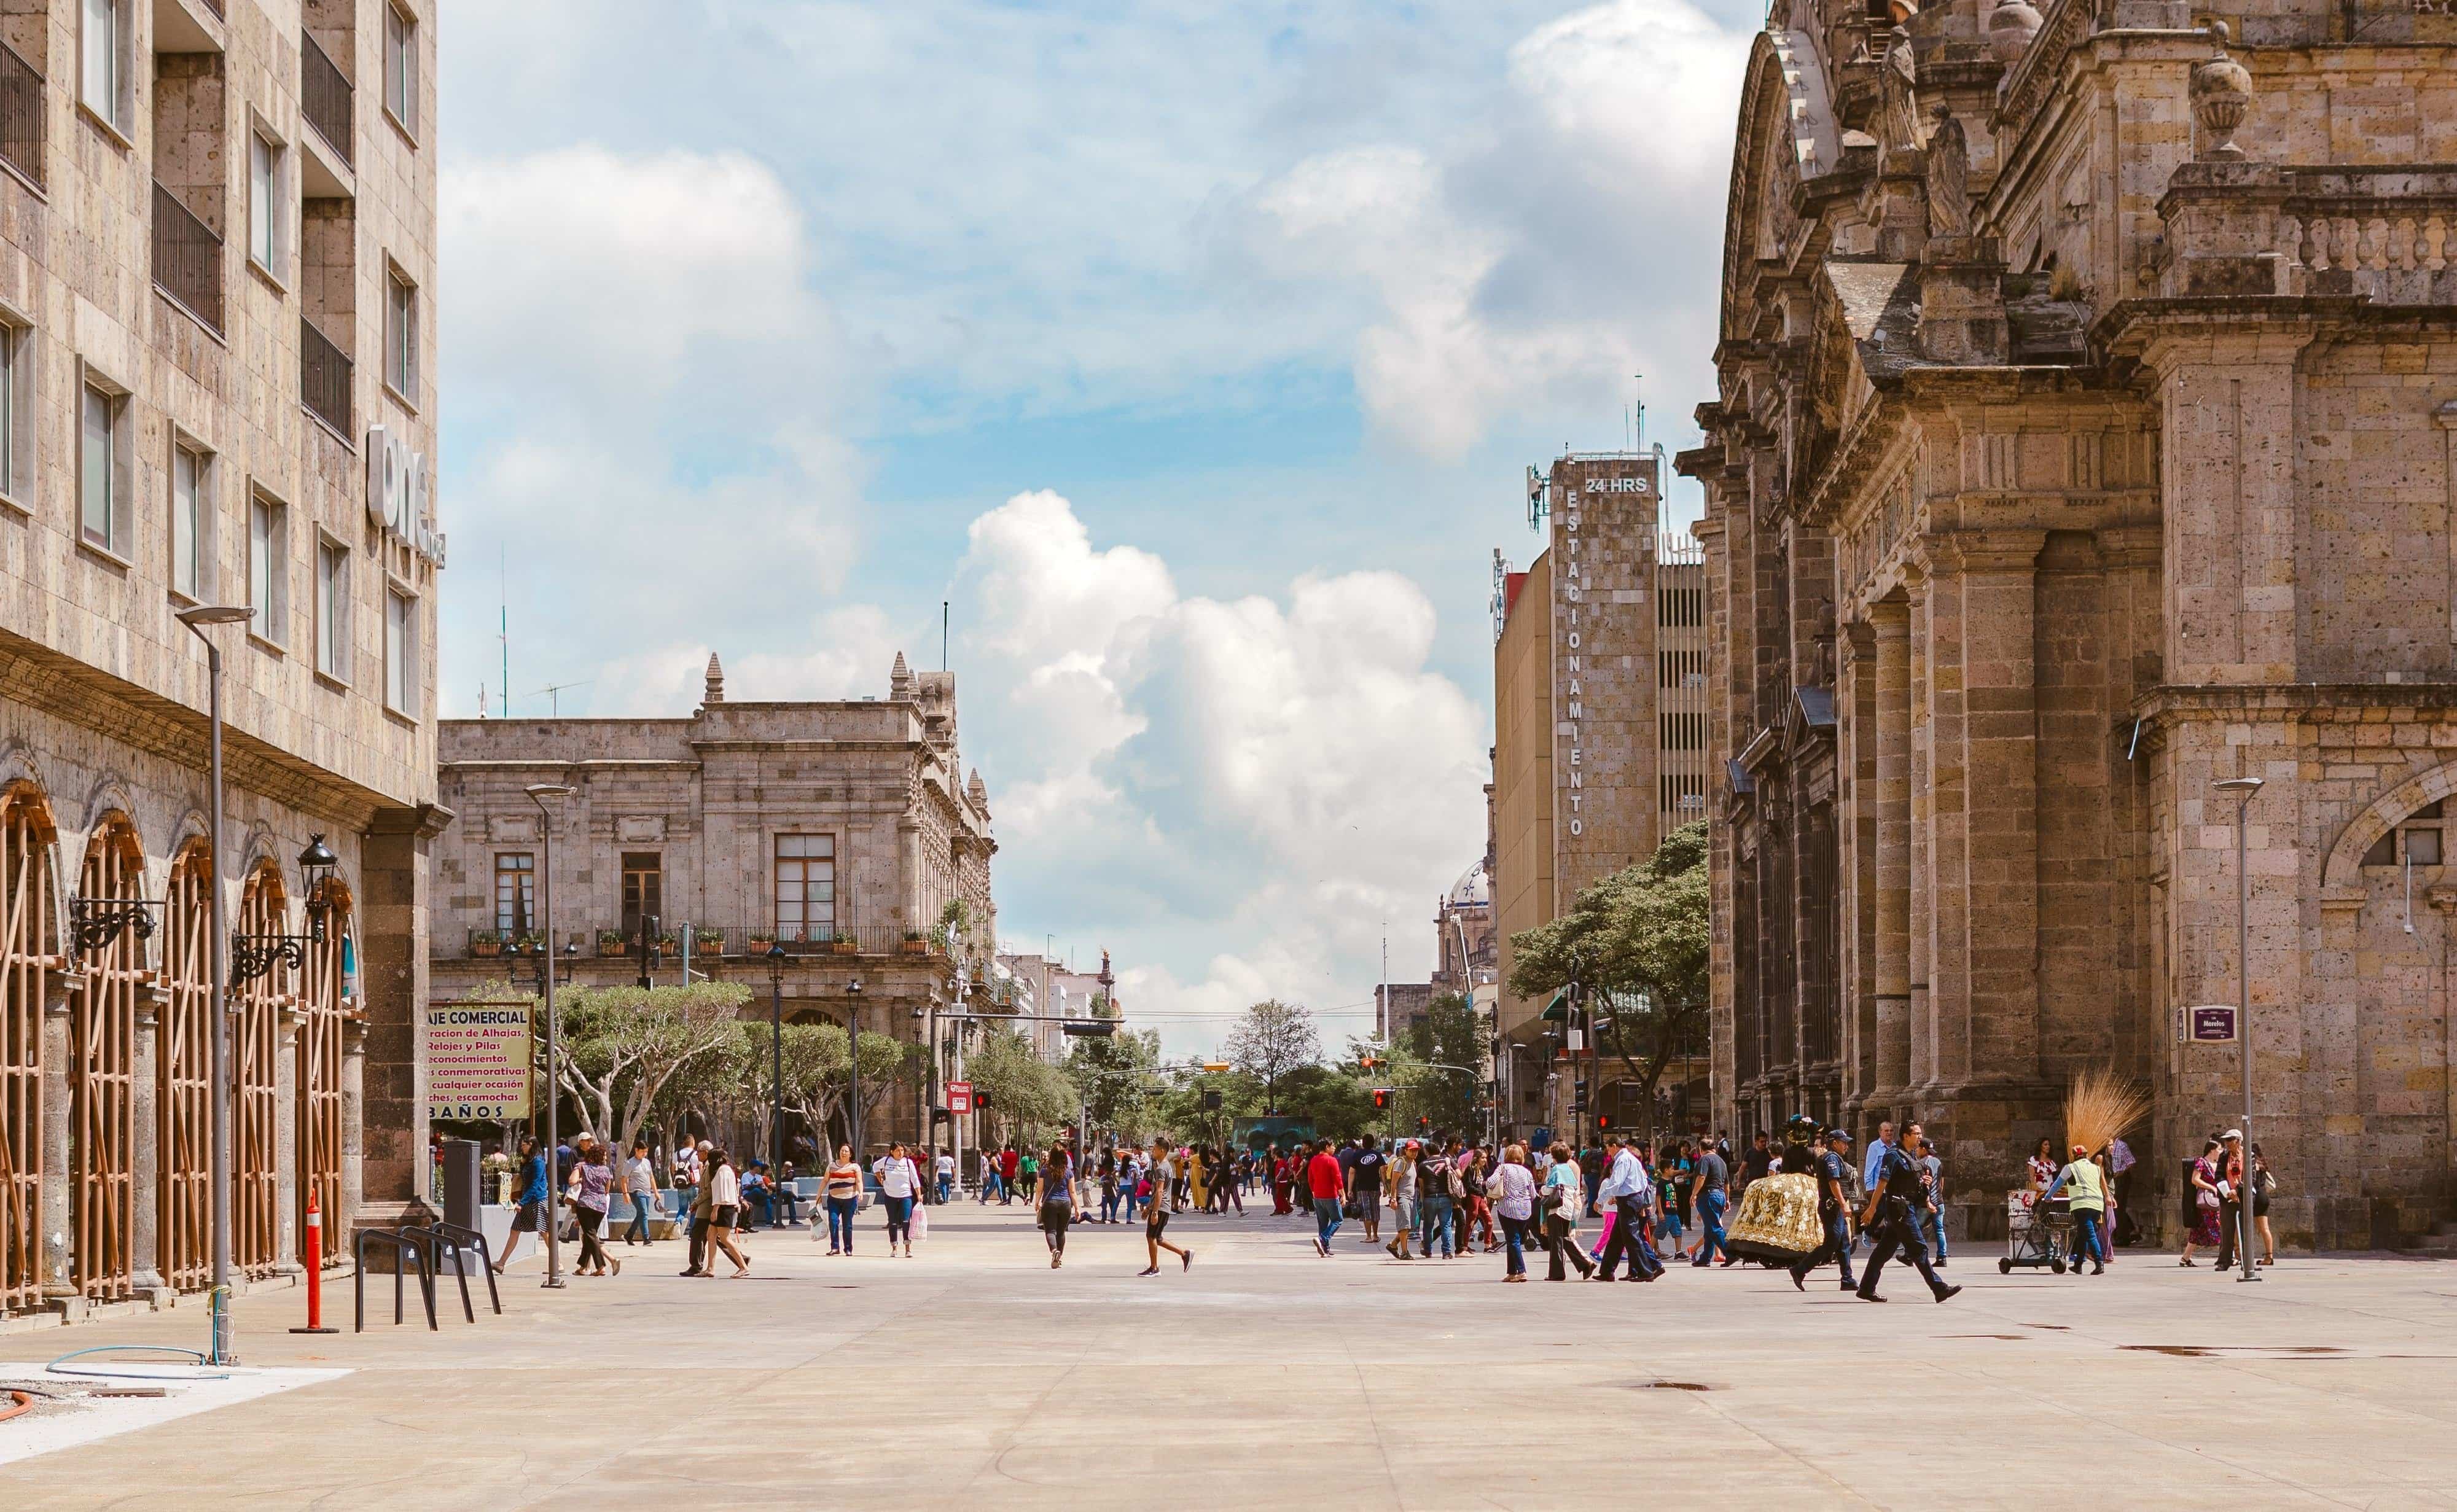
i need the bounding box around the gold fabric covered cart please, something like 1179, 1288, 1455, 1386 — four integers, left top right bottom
1724, 1172, 1824, 1264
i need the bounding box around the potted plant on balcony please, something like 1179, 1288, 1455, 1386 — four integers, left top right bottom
512, 932, 541, 956
471, 929, 504, 958
900, 930, 929, 956
746, 929, 776, 954
832, 933, 861, 955
657, 930, 680, 955
598, 929, 627, 957
697, 927, 726, 957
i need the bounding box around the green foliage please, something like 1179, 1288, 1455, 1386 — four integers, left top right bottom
965, 1027, 1079, 1147
1221, 999, 1320, 1113
480, 979, 751, 1156
1149, 1067, 1264, 1142
1505, 819, 1710, 1116
1063, 1024, 1160, 1139
1396, 992, 1487, 1137
1268, 1061, 1378, 1143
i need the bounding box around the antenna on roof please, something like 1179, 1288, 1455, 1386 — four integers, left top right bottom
533, 679, 592, 716
1635, 372, 1646, 452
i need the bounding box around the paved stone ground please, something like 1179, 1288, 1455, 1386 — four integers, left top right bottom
2, 1198, 2453, 1510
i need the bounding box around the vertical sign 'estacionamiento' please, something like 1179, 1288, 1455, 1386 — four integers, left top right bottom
1549, 453, 1663, 902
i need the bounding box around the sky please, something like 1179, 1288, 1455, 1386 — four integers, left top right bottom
434, 0, 1756, 1054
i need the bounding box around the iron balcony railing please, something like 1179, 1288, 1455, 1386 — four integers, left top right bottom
152, 181, 223, 333
300, 315, 351, 435
581, 921, 931, 961
300, 30, 351, 168
0, 37, 39, 187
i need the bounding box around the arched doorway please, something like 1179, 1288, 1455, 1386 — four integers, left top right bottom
72, 814, 143, 1302
296, 878, 350, 1264
159, 838, 213, 1293
234, 862, 286, 1277
0, 781, 55, 1314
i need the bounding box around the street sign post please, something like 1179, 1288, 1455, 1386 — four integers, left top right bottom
947, 1080, 972, 1116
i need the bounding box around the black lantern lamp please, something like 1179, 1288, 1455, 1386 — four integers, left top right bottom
233, 833, 342, 984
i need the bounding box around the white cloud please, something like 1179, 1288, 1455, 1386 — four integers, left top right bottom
588, 606, 904, 717
955, 493, 1486, 1050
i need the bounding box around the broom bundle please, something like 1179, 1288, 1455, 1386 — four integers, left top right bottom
2063, 1067, 2150, 1158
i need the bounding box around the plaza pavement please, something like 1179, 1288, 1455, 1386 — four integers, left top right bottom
2, 1196, 2453, 1510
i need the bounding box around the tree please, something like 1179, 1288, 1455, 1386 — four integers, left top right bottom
1222, 999, 1320, 1113
1270, 1061, 1378, 1143
1064, 1024, 1160, 1140
1149, 1067, 1262, 1145
489, 980, 749, 1158
773, 1020, 912, 1159
964, 1027, 1078, 1148
1397, 992, 1487, 1137
1507, 820, 1710, 1135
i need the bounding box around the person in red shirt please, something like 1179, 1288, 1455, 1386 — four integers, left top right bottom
1305, 1139, 1346, 1257
998, 1145, 1020, 1206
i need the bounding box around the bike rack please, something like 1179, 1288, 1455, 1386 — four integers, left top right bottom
404, 1222, 501, 1323
353, 1229, 437, 1333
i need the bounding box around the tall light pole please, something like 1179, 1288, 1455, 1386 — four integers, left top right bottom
845, 977, 865, 1169
767, 943, 787, 1178
525, 782, 575, 1288
176, 602, 252, 1365
2214, 774, 2264, 1283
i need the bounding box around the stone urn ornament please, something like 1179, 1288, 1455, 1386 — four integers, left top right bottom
2190, 21, 2252, 160
1988, 0, 2042, 64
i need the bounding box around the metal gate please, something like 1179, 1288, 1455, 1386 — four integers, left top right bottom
71, 818, 140, 1302
1, 783, 53, 1314
297, 886, 347, 1265
159, 840, 212, 1293
233, 865, 284, 1278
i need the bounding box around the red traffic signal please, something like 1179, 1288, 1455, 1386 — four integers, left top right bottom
1595, 1113, 1613, 1132
1370, 1087, 1393, 1110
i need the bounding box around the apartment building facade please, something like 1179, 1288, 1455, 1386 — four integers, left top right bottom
0, 0, 442, 1319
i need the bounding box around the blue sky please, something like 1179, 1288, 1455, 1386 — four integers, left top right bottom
435, 0, 1754, 1052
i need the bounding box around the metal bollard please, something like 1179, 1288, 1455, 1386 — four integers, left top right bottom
291, 1189, 338, 1335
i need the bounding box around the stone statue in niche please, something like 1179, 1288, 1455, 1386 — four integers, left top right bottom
1926, 108, 1971, 236
1878, 0, 1926, 158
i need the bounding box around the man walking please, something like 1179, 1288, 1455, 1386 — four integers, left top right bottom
1305, 1139, 1346, 1257
1856, 1121, 1960, 1304
622, 1140, 660, 1246
1787, 1129, 1858, 1292
1916, 1136, 1948, 1266
1350, 1135, 1386, 1247
1593, 1136, 1664, 1282
1688, 1138, 1731, 1266
2048, 1143, 2108, 1276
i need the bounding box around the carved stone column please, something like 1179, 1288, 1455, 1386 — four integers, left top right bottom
1906, 564, 1936, 1101
274, 1001, 304, 1274
341, 1013, 367, 1235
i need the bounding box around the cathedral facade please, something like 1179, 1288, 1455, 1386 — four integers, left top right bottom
1679, 0, 2457, 1247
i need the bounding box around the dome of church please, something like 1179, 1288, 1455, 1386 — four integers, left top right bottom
1445, 861, 1490, 909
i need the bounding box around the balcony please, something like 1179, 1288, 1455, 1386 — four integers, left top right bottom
438, 920, 943, 964
0, 37, 40, 188
300, 30, 351, 168
300, 315, 351, 436
2155, 163, 2457, 305
151, 181, 222, 334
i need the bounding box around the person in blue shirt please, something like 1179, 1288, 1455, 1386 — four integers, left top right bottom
493, 1134, 547, 1274
1787, 1129, 1859, 1292
1592, 1136, 1664, 1281
1855, 1121, 1959, 1304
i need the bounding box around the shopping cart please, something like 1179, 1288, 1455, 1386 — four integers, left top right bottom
2000, 1189, 2069, 1274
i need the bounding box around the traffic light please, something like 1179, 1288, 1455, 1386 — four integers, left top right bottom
1370, 1087, 1393, 1110
974, 1088, 993, 1112
1595, 1113, 1614, 1134
1061, 1020, 1117, 1037
1359, 1054, 1383, 1072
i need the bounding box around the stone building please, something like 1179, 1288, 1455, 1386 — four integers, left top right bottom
994, 951, 1112, 1061
1680, 0, 2457, 1246
0, 1, 441, 1320
431, 655, 997, 1158
1490, 450, 1706, 1138
1431, 858, 1496, 1003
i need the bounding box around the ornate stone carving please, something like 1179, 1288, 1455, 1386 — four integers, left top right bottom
1988, 0, 2044, 63
2189, 21, 2252, 161
1879, 21, 1924, 157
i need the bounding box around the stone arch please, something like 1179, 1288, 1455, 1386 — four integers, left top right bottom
297, 871, 353, 1256
0, 777, 59, 1313
158, 834, 214, 1292
2320, 759, 2457, 904
1721, 29, 1838, 345
232, 857, 289, 1276
71, 811, 145, 1301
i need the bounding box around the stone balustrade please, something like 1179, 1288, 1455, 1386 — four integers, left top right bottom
2157, 162, 2457, 302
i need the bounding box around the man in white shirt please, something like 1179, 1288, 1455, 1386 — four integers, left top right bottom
934, 1148, 955, 1205
1593, 1136, 1663, 1282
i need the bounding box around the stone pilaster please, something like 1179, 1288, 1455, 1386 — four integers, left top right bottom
1872, 594, 1913, 1114
273, 1002, 304, 1274
39, 985, 73, 1307
353, 805, 443, 1240
1838, 617, 1878, 1118
130, 991, 164, 1295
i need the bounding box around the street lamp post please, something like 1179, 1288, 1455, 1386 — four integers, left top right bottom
176, 602, 252, 1366
525, 782, 576, 1289
2214, 774, 2264, 1283
767, 943, 787, 1177
845, 978, 865, 1167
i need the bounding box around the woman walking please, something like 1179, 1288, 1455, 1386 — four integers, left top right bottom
1140, 1139, 1193, 1276
875, 1142, 923, 1257
823, 1144, 861, 1255
567, 1137, 621, 1277
493, 1135, 547, 1275
1039, 1142, 1079, 1267
622, 1140, 660, 1247
1489, 1143, 1536, 1282
1542, 1141, 1593, 1280
1270, 1145, 1294, 1216
2181, 1136, 2225, 1266
703, 1147, 750, 1277
2251, 1143, 2278, 1265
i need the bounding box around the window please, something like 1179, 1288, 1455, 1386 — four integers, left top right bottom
170, 445, 207, 598
314, 538, 348, 680
383, 3, 418, 137
80, 0, 125, 134
383, 586, 417, 714
0, 322, 23, 507
774, 835, 835, 943
248, 493, 288, 642
385, 266, 417, 401
2364, 801, 2447, 868
79, 383, 121, 553
493, 852, 533, 935
621, 853, 662, 941
248, 132, 281, 275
